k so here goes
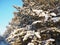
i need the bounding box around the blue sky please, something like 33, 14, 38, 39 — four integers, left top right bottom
0, 0, 23, 35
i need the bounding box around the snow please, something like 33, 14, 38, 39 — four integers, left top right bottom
23, 31, 41, 41
51, 17, 60, 22
27, 42, 34, 45
32, 9, 43, 15
35, 32, 41, 38
32, 20, 42, 25
46, 38, 55, 42
50, 12, 56, 16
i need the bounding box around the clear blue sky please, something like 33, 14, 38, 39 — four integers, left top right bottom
0, 0, 23, 35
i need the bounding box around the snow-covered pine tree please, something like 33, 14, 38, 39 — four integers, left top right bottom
3, 0, 60, 45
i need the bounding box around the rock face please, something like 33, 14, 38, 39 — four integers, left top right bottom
3, 0, 60, 45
